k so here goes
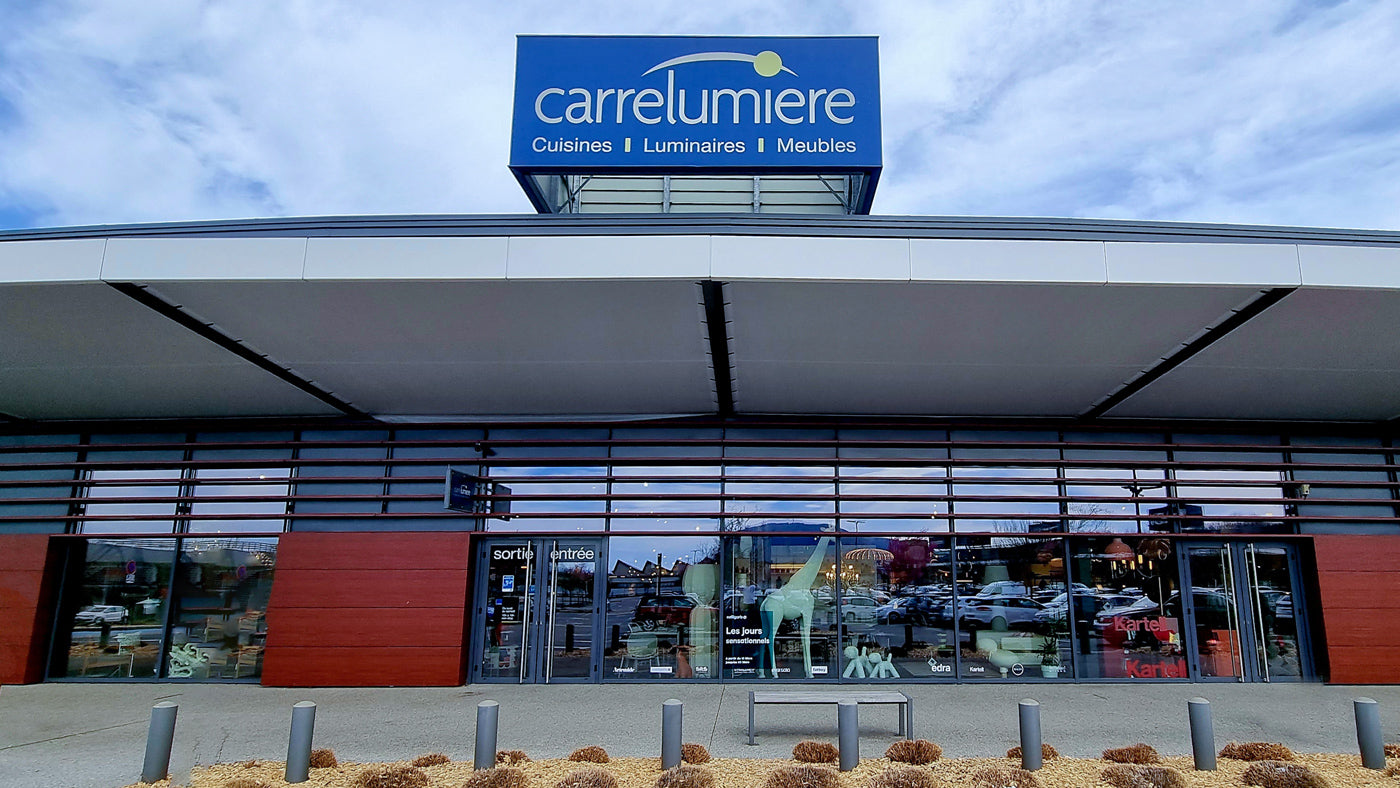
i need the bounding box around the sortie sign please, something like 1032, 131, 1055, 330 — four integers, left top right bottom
510, 35, 882, 170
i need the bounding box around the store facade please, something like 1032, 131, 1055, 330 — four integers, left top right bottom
4, 418, 1396, 686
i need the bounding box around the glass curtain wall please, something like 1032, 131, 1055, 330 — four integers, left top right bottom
1068, 536, 1185, 679
723, 535, 837, 679
165, 538, 277, 679
54, 537, 276, 680
604, 536, 720, 680
838, 536, 955, 679
954, 537, 1070, 680
59, 539, 176, 678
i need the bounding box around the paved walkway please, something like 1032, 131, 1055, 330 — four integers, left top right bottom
3, 682, 1400, 788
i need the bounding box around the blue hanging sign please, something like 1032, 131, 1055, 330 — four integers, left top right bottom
510, 35, 882, 171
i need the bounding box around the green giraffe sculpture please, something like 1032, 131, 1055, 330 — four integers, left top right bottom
758, 535, 833, 679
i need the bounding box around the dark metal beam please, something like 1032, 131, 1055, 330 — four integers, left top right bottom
700, 280, 736, 418
1080, 287, 1297, 420
108, 282, 372, 419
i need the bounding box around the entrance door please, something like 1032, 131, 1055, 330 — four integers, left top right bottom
1181, 542, 1309, 682
472, 538, 603, 683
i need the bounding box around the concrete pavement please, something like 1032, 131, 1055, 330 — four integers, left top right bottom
4, 682, 1400, 788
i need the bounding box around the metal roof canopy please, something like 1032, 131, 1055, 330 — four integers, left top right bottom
3, 215, 1400, 425
513, 171, 879, 215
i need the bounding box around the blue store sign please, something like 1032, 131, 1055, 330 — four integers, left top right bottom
510, 35, 882, 171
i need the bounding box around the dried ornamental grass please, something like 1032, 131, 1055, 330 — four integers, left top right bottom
970, 766, 1041, 788
1101, 764, 1188, 788
1386, 744, 1400, 758
866, 765, 941, 788
656, 765, 715, 788
1384, 764, 1400, 778
792, 741, 840, 764
569, 746, 610, 764
219, 779, 272, 788
1103, 744, 1163, 764
556, 767, 618, 788
765, 764, 840, 788
1242, 761, 1329, 788
885, 739, 943, 765
1006, 745, 1060, 761
498, 750, 533, 765
464, 766, 531, 788
1222, 743, 1296, 762
311, 748, 340, 769
412, 753, 451, 768
354, 764, 430, 788
681, 743, 712, 764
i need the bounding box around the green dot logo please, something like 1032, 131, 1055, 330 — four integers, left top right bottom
753, 51, 783, 77
642, 50, 797, 77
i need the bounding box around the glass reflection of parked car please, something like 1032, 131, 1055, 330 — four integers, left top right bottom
841, 595, 880, 624
947, 596, 1046, 629
75, 604, 129, 625
972, 581, 1028, 598
632, 593, 695, 630
1035, 593, 1136, 625
876, 596, 938, 625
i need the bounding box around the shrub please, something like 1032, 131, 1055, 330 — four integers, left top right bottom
657, 765, 715, 788
464, 767, 531, 788
1101, 765, 1187, 788
569, 746, 610, 763
1103, 744, 1162, 764
220, 778, 271, 788
1384, 765, 1400, 778
1221, 743, 1295, 762
1006, 745, 1060, 761
886, 739, 942, 764
970, 766, 1040, 788
1242, 761, 1328, 788
792, 740, 839, 764
681, 743, 711, 764
867, 765, 940, 788
310, 748, 339, 769
412, 753, 451, 768
1386, 744, 1400, 759
557, 767, 618, 788
497, 750, 532, 765
765, 764, 840, 788
355, 764, 430, 788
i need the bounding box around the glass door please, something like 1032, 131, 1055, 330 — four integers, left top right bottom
473, 538, 603, 683
1183, 544, 1246, 680
1241, 543, 1306, 681
1181, 542, 1309, 682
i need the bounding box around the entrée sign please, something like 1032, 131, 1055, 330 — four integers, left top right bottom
510, 35, 882, 170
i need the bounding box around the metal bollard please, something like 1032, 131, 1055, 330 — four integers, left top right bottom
1018, 699, 1042, 771
475, 701, 500, 770
1355, 697, 1385, 770
1188, 698, 1216, 771
285, 701, 317, 784
662, 699, 683, 769
140, 701, 178, 784
838, 700, 859, 772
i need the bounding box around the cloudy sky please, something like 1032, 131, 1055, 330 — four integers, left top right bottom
1, 0, 1397, 231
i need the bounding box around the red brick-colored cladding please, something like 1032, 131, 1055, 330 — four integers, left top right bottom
262, 532, 472, 687
1314, 535, 1400, 684
0, 535, 60, 684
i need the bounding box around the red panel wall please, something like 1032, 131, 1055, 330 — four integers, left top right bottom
0, 535, 59, 685
262, 532, 472, 687
1314, 534, 1400, 684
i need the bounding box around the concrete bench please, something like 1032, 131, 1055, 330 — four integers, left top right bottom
747, 690, 913, 745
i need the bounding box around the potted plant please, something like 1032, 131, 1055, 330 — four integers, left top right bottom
1038, 636, 1062, 678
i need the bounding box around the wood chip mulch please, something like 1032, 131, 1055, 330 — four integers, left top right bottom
119, 753, 1400, 788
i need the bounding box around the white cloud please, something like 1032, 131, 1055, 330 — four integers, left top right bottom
1, 0, 1398, 230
